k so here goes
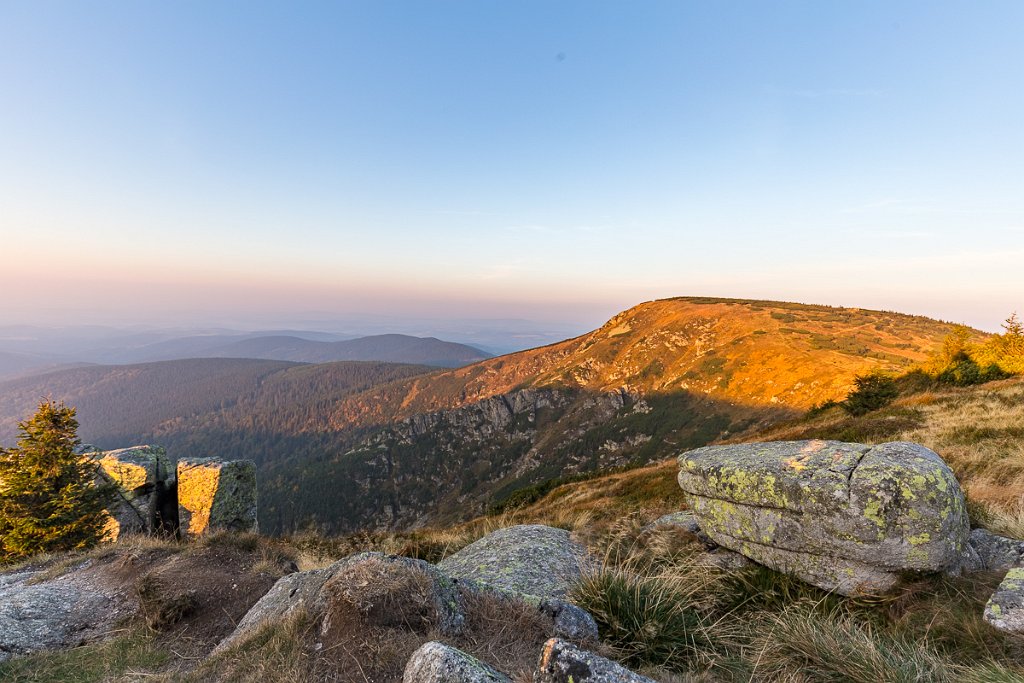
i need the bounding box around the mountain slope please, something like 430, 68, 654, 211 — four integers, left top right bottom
0, 298, 973, 534
260, 297, 968, 532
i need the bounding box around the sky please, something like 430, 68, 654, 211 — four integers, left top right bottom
1, 1, 1022, 334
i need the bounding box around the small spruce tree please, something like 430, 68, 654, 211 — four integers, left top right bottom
0, 400, 114, 562
842, 373, 899, 416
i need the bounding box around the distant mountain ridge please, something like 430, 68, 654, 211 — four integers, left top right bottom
206, 334, 491, 367
0, 331, 490, 380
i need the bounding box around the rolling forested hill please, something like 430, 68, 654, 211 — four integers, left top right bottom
0, 359, 434, 449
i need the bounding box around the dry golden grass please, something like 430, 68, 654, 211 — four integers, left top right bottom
898, 380, 1024, 513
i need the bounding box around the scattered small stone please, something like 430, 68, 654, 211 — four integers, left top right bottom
643, 511, 702, 535
985, 568, 1024, 633
403, 641, 511, 683
537, 598, 600, 643
535, 638, 656, 683
698, 548, 752, 570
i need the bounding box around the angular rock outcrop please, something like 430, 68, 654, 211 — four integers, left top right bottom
177, 458, 258, 536
403, 641, 511, 683
985, 568, 1024, 633
213, 561, 336, 653
535, 638, 656, 683
439, 525, 598, 641
94, 445, 175, 539
678, 440, 969, 595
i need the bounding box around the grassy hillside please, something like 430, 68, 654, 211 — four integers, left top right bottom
500, 375, 1024, 537
254, 298, 969, 533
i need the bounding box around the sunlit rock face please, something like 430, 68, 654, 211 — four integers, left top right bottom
677, 440, 969, 595
177, 458, 258, 536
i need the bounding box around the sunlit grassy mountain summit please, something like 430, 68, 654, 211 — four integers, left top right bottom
328, 297, 965, 429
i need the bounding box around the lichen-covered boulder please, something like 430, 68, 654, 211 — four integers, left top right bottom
95, 445, 174, 538
439, 525, 590, 600
403, 641, 511, 683
985, 568, 1024, 633
677, 440, 969, 595
535, 638, 656, 683
177, 458, 257, 536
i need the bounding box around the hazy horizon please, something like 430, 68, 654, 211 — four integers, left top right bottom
2, 2, 1021, 334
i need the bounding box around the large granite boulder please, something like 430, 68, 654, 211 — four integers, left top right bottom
403, 641, 511, 683
177, 458, 258, 536
534, 638, 656, 683
985, 568, 1024, 633
677, 440, 969, 595
320, 552, 465, 638
94, 445, 174, 538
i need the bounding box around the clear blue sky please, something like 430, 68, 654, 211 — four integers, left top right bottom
1, 2, 1021, 332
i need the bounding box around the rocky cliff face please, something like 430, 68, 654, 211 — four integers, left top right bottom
267, 384, 772, 533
